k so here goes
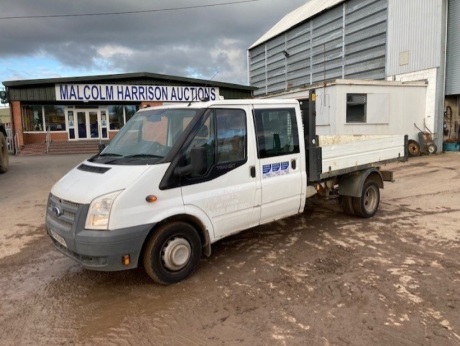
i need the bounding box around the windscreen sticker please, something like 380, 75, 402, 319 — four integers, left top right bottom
262, 161, 290, 179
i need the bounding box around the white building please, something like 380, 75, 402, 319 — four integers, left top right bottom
248, 0, 459, 151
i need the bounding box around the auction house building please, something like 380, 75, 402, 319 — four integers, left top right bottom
1, 72, 254, 151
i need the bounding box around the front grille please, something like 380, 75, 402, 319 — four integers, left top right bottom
47, 194, 80, 232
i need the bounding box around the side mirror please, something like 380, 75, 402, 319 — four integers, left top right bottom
175, 147, 208, 177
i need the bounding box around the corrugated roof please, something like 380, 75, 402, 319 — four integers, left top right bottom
249, 0, 345, 49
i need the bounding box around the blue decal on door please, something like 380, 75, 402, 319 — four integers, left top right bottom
262, 161, 289, 178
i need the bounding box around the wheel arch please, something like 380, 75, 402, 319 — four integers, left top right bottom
338, 168, 383, 198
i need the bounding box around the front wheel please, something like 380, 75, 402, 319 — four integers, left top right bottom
352, 181, 380, 218
143, 222, 202, 285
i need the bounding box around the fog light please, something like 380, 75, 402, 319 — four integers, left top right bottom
122, 254, 131, 266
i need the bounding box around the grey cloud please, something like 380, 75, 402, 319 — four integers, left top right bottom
1, 0, 307, 84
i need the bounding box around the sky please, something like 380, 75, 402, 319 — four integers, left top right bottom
0, 0, 308, 87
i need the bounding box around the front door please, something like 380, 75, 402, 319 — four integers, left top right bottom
69, 109, 108, 140
180, 107, 260, 240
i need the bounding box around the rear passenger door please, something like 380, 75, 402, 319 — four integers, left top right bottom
253, 105, 304, 224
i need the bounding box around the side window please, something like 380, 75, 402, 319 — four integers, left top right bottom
181, 108, 247, 179
181, 109, 247, 184
184, 115, 216, 176
216, 109, 246, 163
254, 108, 299, 158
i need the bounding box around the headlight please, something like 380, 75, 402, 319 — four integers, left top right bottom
85, 191, 122, 230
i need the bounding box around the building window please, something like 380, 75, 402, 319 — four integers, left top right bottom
107, 105, 139, 130
108, 105, 124, 130
346, 94, 367, 123
44, 105, 66, 131
22, 105, 44, 131
125, 105, 137, 123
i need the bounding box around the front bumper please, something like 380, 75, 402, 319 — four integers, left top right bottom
47, 225, 153, 271
46, 193, 153, 271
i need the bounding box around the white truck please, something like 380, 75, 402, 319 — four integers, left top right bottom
46, 96, 407, 284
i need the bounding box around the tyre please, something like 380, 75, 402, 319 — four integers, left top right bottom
143, 222, 202, 285
0, 133, 9, 173
340, 195, 355, 216
427, 143, 437, 155
352, 181, 380, 218
407, 140, 421, 157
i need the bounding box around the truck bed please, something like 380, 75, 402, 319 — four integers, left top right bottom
318, 135, 407, 179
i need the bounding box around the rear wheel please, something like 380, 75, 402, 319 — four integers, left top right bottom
407, 140, 421, 157
352, 181, 380, 218
340, 195, 355, 216
143, 222, 202, 285
0, 133, 9, 173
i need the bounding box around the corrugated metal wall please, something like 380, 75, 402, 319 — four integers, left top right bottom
249, 0, 388, 96
446, 0, 460, 95
386, 0, 443, 77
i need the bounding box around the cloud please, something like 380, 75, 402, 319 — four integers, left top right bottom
0, 0, 308, 84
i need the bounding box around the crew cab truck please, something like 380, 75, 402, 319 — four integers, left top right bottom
46, 97, 407, 284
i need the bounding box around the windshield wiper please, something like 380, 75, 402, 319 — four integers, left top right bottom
123, 154, 164, 159
99, 153, 123, 157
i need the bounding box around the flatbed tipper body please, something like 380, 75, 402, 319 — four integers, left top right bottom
46, 98, 407, 284
318, 135, 405, 179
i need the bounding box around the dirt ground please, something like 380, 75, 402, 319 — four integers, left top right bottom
0, 152, 459, 346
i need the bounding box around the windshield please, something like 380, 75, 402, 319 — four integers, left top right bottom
91, 108, 201, 165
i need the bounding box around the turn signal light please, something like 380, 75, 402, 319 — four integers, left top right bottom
145, 195, 158, 203
122, 255, 130, 266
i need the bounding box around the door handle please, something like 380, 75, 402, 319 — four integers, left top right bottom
250, 166, 256, 178
291, 159, 296, 169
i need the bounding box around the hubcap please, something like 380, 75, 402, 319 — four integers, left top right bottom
408, 144, 418, 155
363, 186, 378, 213
161, 237, 191, 271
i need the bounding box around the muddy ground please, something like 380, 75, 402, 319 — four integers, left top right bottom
0, 152, 459, 345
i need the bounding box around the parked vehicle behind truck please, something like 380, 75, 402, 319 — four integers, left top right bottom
46, 97, 407, 284
0, 122, 9, 173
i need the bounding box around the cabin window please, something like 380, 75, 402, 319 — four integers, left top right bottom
346, 94, 367, 123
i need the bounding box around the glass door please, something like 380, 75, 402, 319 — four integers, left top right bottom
77, 111, 88, 139
88, 111, 99, 138
68, 109, 111, 140
69, 109, 107, 140
100, 110, 108, 139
